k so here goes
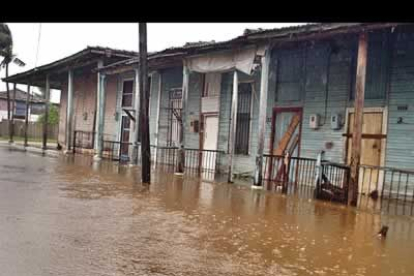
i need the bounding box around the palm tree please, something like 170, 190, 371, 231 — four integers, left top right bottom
0, 23, 25, 142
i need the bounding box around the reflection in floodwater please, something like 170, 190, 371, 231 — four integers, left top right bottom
0, 148, 413, 276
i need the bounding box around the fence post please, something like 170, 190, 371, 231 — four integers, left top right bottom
72, 131, 76, 154
282, 152, 290, 193
315, 151, 325, 197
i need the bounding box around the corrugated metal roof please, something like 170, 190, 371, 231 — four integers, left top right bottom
0, 88, 45, 103
99, 23, 378, 73
3, 46, 138, 83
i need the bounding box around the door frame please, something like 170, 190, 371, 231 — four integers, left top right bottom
116, 77, 135, 145
119, 115, 132, 159
269, 106, 303, 157
200, 113, 219, 152
343, 106, 388, 168
200, 113, 220, 173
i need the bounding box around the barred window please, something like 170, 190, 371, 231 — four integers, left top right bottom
235, 83, 252, 155
30, 103, 45, 115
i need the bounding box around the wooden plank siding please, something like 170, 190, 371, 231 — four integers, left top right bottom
270, 32, 391, 165
157, 67, 183, 147
386, 28, 414, 169
58, 26, 414, 182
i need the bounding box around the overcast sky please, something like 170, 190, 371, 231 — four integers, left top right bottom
0, 23, 304, 102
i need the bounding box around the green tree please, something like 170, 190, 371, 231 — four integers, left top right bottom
0, 23, 25, 142
37, 104, 59, 125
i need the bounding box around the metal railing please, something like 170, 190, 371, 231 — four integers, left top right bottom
315, 161, 350, 203
102, 140, 133, 162
262, 154, 318, 192
262, 154, 350, 202
73, 130, 95, 153
358, 165, 414, 215
147, 145, 223, 180
150, 145, 178, 171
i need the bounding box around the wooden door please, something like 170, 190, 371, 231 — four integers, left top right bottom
346, 111, 384, 194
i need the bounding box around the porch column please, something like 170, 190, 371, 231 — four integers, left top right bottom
132, 68, 140, 164
176, 64, 189, 174
153, 71, 162, 168
228, 70, 238, 183
253, 47, 271, 187
24, 83, 31, 147
65, 69, 74, 152
42, 75, 50, 150
94, 73, 106, 159
349, 32, 368, 206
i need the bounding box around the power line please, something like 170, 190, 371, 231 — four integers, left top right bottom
34, 23, 42, 69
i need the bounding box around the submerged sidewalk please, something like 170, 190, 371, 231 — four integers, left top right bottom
0, 140, 61, 157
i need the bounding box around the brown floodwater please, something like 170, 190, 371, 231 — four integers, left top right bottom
0, 147, 413, 276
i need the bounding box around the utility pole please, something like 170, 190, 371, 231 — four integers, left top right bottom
24, 83, 31, 147
10, 83, 16, 143
349, 32, 368, 206
139, 23, 151, 184
42, 74, 50, 150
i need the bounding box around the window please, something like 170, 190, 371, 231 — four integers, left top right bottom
30, 103, 45, 115
14, 101, 27, 119
121, 80, 133, 107
235, 82, 252, 155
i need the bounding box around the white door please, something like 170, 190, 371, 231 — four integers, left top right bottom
202, 116, 219, 179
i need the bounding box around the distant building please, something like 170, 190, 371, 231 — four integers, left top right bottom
0, 88, 56, 122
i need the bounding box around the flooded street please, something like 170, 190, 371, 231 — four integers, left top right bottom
0, 147, 414, 276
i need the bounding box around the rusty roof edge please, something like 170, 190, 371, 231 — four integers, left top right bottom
97, 51, 188, 74
2, 46, 138, 83
244, 22, 404, 41
99, 23, 408, 74
6, 23, 410, 80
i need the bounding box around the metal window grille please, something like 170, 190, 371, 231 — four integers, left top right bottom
166, 88, 182, 147
235, 83, 252, 155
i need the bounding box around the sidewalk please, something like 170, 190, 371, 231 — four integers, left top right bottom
0, 140, 61, 157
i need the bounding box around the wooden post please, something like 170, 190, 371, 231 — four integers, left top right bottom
42, 75, 50, 150
139, 22, 151, 184
132, 68, 140, 164
24, 83, 31, 147
65, 70, 74, 152
349, 32, 368, 206
253, 47, 271, 187
228, 70, 238, 183
10, 83, 16, 142
176, 65, 189, 174
94, 60, 105, 159
5, 64, 11, 143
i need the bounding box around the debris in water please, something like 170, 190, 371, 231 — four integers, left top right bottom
378, 225, 389, 238
369, 190, 379, 200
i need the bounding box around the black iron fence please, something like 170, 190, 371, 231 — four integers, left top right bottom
73, 131, 95, 153
262, 154, 318, 192
135, 145, 222, 179
262, 154, 349, 202
261, 152, 414, 215
316, 161, 350, 203
358, 165, 414, 215
150, 145, 178, 171
102, 140, 133, 162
